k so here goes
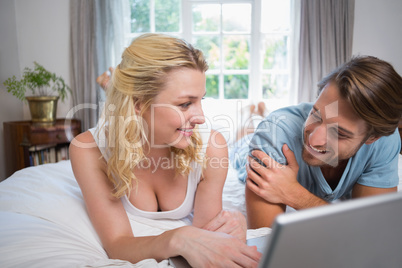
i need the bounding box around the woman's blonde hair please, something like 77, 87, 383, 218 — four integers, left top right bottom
102, 34, 208, 198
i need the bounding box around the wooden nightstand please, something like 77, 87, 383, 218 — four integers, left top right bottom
3, 119, 81, 178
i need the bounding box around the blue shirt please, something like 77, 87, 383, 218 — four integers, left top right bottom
231, 103, 400, 202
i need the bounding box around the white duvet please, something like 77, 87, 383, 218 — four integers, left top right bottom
0, 160, 269, 267
1, 155, 401, 268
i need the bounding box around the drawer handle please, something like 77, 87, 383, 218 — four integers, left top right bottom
56, 134, 62, 139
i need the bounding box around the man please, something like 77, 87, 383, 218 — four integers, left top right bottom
234, 56, 402, 228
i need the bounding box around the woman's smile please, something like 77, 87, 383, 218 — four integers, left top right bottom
178, 127, 194, 137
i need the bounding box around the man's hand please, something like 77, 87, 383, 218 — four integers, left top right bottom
246, 144, 300, 205
202, 210, 247, 243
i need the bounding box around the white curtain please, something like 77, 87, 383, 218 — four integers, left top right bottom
70, 0, 129, 131
71, 0, 353, 121
296, 0, 355, 103
289, 0, 301, 105
70, 0, 98, 131
95, 0, 130, 99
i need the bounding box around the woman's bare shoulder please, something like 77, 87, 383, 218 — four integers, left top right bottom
69, 131, 108, 184
70, 131, 99, 151
206, 129, 228, 156
73, 130, 95, 143
69, 131, 105, 167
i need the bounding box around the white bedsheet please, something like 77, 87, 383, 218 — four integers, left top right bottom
0, 160, 268, 267
1, 155, 401, 268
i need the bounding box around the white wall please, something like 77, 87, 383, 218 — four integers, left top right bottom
352, 0, 402, 74
15, 0, 72, 119
0, 0, 401, 180
0, 0, 71, 181
0, 1, 22, 120
0, 0, 24, 181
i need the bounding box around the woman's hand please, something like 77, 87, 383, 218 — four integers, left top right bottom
175, 226, 261, 268
202, 210, 247, 243
96, 67, 114, 90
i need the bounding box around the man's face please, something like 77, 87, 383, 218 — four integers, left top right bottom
302, 82, 374, 167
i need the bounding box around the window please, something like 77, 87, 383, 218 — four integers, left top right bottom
127, 0, 291, 110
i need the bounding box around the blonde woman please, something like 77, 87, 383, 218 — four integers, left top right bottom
70, 34, 260, 267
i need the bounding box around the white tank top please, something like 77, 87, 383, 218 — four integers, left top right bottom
88, 123, 211, 220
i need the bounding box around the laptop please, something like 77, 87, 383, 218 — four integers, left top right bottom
170, 192, 402, 268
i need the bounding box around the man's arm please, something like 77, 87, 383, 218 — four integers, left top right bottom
352, 184, 397, 198
246, 146, 398, 228
351, 130, 399, 199
245, 185, 286, 229
245, 145, 329, 228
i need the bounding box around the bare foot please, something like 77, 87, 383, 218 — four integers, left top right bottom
257, 102, 266, 117
249, 104, 256, 115
96, 67, 114, 90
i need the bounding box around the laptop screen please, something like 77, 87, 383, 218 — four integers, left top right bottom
258, 192, 402, 268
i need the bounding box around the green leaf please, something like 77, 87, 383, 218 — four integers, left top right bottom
3, 61, 71, 102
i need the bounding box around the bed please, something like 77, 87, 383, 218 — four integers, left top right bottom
0, 154, 401, 267
0, 157, 271, 267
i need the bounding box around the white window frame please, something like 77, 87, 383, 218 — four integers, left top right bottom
126, 0, 292, 111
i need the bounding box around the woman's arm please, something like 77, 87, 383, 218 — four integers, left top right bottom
192, 130, 248, 242
69, 131, 179, 262
70, 131, 261, 267
192, 130, 229, 228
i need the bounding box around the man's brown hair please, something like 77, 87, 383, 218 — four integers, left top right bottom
318, 56, 402, 137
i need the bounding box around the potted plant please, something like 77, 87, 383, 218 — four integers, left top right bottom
3, 61, 71, 126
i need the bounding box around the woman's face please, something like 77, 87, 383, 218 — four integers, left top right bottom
141, 68, 206, 150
